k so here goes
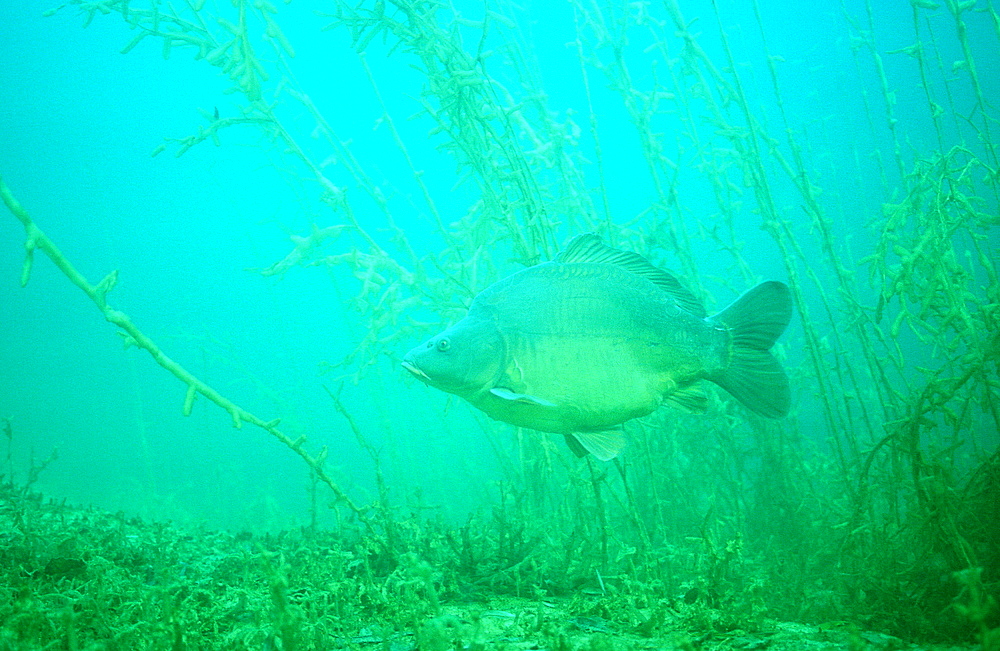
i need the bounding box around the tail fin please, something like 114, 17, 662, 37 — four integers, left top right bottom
709, 281, 792, 418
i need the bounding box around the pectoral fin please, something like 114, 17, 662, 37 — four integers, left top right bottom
490, 387, 557, 407
566, 430, 626, 461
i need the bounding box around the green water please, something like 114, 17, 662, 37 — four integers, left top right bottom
0, 0, 997, 648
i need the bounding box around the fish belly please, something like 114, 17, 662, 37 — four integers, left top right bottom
469, 262, 718, 433
475, 332, 692, 434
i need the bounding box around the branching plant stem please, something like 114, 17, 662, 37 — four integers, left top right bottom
0, 176, 375, 533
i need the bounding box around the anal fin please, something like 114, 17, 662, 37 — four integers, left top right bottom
665, 385, 709, 413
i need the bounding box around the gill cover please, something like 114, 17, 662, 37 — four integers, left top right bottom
402, 315, 506, 398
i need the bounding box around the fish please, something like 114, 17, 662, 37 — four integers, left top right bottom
401, 234, 792, 460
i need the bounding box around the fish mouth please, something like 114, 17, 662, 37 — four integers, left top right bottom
401, 359, 431, 383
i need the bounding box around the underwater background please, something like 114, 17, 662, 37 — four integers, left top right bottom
1, 0, 998, 648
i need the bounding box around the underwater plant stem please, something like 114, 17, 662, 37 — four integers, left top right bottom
909, 7, 946, 152
263, 103, 385, 256
863, 0, 908, 184
578, 0, 701, 280
706, 4, 850, 468
2, 417, 12, 484
611, 457, 653, 554
0, 175, 374, 532
358, 52, 450, 246
750, 0, 879, 459
324, 384, 398, 553
585, 457, 609, 570
382, 0, 556, 261
947, 0, 998, 171
570, 12, 612, 236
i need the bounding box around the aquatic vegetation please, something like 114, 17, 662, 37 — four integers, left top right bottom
2, 0, 998, 648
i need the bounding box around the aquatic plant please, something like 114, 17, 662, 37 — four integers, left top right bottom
3, 0, 998, 647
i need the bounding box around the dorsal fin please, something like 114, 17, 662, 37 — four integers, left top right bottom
556, 233, 706, 318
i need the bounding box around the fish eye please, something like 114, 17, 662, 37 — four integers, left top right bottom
436, 338, 451, 352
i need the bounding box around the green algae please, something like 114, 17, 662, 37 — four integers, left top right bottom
0, 463, 988, 649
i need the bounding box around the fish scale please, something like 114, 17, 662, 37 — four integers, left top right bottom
402, 234, 792, 460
